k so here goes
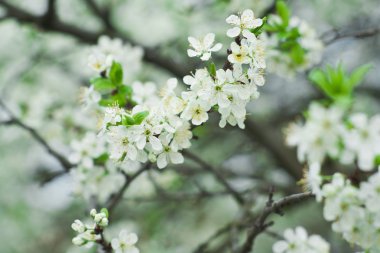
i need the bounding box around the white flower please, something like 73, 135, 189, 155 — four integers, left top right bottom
228, 42, 250, 64
79, 85, 101, 108
169, 120, 192, 150
181, 100, 211, 125
68, 132, 106, 168
273, 226, 330, 253
132, 123, 163, 151
87, 51, 113, 73
107, 126, 138, 161
285, 103, 344, 164
305, 163, 323, 202
156, 135, 184, 169
71, 220, 86, 233
111, 230, 139, 253
187, 33, 222, 61
132, 81, 158, 106
197, 69, 231, 108
97, 35, 124, 57
93, 212, 109, 227
226, 9, 263, 38
218, 93, 246, 129
161, 78, 185, 115
341, 113, 380, 171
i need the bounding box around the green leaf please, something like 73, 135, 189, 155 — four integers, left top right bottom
133, 111, 149, 125
94, 153, 109, 165
276, 0, 290, 26
289, 44, 305, 65
208, 62, 216, 77
91, 77, 115, 93
122, 115, 135, 126
99, 98, 115, 107
100, 208, 109, 218
109, 61, 123, 85
348, 63, 372, 88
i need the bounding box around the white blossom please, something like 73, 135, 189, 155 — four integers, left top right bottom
273, 226, 330, 253
187, 33, 222, 61
111, 230, 139, 253
226, 9, 263, 38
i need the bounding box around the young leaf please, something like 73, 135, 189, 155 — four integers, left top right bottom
91, 77, 115, 93
348, 64, 372, 88
109, 61, 123, 85
276, 0, 290, 26
122, 115, 135, 126
208, 62, 216, 77
100, 208, 109, 218
133, 111, 149, 125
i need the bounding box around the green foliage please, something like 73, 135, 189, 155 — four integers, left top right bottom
100, 208, 109, 218
208, 62, 216, 77
263, 1, 306, 66
276, 0, 290, 26
133, 111, 149, 124
251, 16, 267, 36
120, 111, 149, 126
109, 61, 123, 85
309, 63, 372, 104
90, 61, 136, 108
91, 77, 115, 93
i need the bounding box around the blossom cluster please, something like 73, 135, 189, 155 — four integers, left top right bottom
286, 100, 380, 251
320, 171, 380, 252
272, 226, 330, 253
264, 7, 323, 77
83, 9, 266, 170
72, 208, 140, 253
87, 35, 143, 82
286, 102, 380, 171
71, 208, 109, 246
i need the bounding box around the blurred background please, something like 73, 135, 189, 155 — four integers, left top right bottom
0, 0, 379, 252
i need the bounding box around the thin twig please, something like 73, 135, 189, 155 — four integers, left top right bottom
239, 192, 312, 253
0, 98, 73, 170
183, 150, 245, 206
106, 163, 152, 214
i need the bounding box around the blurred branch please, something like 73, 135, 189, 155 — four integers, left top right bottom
183, 150, 246, 206
0, 98, 73, 171
322, 26, 380, 45
0, 0, 190, 78
239, 191, 312, 253
106, 163, 152, 215
245, 120, 302, 179
84, 0, 111, 29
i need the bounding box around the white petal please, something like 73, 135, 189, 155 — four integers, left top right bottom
169, 152, 184, 164
200, 52, 211, 61
157, 153, 168, 169
187, 49, 199, 57
149, 136, 163, 151
226, 14, 240, 25
210, 43, 222, 52
226, 27, 241, 38
203, 33, 215, 48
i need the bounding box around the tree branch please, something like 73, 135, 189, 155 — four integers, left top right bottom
239, 191, 312, 253
0, 0, 190, 78
322, 26, 380, 45
183, 150, 246, 206
106, 163, 152, 215
0, 98, 73, 171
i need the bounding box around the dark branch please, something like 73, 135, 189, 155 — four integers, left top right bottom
239, 192, 312, 253
0, 0, 190, 78
0, 98, 73, 171
322, 26, 380, 45
106, 163, 152, 214
183, 150, 246, 206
